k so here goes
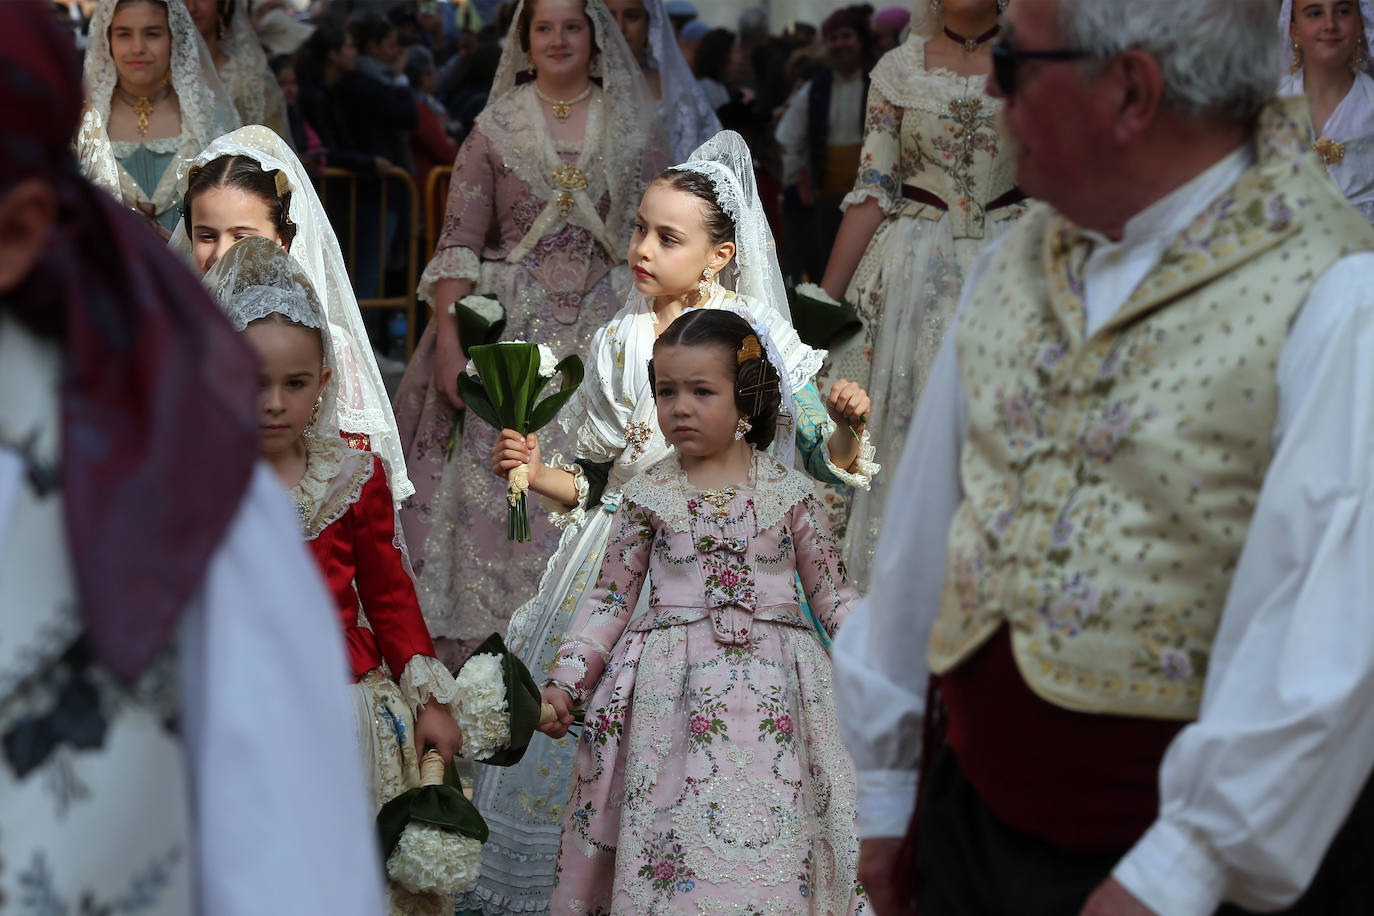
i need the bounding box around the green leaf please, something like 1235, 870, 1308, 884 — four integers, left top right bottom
462, 631, 546, 767
527, 355, 585, 433
455, 375, 504, 432
787, 288, 863, 350
453, 299, 507, 358
376, 783, 489, 860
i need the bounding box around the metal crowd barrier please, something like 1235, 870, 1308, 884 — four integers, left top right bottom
424, 164, 453, 260
315, 165, 420, 357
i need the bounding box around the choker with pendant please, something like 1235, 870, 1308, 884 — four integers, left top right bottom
944, 23, 1000, 54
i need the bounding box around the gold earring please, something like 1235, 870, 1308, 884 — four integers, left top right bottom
734, 417, 752, 441
1352, 40, 1367, 75
698, 268, 713, 299
1291, 39, 1302, 75
526, 53, 535, 74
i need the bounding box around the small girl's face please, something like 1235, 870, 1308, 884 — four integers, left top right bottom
652, 343, 744, 457
605, 0, 649, 61
109, 0, 172, 93
243, 319, 331, 459
630, 181, 731, 300
190, 186, 286, 274
275, 65, 299, 105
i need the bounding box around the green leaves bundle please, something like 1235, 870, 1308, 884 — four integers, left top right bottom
455, 342, 584, 542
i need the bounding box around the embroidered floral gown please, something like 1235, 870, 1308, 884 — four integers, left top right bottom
293, 436, 464, 916
392, 82, 670, 651
819, 38, 1026, 588
456, 287, 877, 913
546, 452, 865, 914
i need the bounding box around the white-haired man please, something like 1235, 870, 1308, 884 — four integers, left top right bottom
834, 0, 1374, 914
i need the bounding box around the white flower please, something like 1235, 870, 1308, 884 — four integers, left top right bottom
456, 294, 503, 323
795, 282, 842, 306
536, 344, 558, 378
387, 824, 483, 895
453, 652, 511, 761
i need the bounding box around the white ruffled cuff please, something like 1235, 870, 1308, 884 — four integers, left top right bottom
417, 246, 481, 307
398, 654, 462, 717
541, 452, 589, 529
842, 186, 899, 216
826, 429, 880, 490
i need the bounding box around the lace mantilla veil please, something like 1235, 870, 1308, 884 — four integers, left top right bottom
170, 125, 414, 502
643, 0, 722, 158
670, 130, 800, 465
79, 0, 240, 202
1277, 0, 1374, 80
208, 235, 342, 440
481, 0, 662, 263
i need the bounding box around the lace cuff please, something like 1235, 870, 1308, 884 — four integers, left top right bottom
417, 246, 481, 307
541, 452, 590, 529
841, 186, 897, 215
398, 654, 462, 717
826, 429, 880, 490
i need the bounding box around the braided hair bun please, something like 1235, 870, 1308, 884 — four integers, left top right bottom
651, 309, 782, 450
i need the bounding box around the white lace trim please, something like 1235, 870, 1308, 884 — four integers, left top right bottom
823, 429, 880, 490
109, 134, 184, 157
398, 654, 462, 717
221, 284, 322, 332
294, 436, 372, 540
623, 451, 815, 536
418, 246, 483, 307
841, 186, 899, 216
542, 452, 590, 529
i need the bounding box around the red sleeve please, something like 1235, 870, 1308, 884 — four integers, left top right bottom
351, 455, 438, 677
415, 100, 459, 167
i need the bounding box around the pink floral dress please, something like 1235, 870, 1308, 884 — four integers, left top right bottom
547, 452, 866, 914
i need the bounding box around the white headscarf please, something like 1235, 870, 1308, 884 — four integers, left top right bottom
83, 0, 238, 148
642, 0, 722, 158
170, 125, 415, 502
78, 0, 240, 215
482, 0, 665, 264
220, 0, 292, 138
1278, 0, 1374, 80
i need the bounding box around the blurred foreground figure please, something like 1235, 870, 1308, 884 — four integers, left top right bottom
835, 1, 1374, 914
0, 3, 385, 912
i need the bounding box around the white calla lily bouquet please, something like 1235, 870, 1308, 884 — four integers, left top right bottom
456, 341, 584, 542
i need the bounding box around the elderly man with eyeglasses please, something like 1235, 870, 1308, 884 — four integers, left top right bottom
832, 1, 1374, 914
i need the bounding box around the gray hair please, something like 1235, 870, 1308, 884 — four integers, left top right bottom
1059, 0, 1279, 122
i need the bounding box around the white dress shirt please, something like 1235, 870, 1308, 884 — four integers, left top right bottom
833, 143, 1374, 915
775, 71, 867, 187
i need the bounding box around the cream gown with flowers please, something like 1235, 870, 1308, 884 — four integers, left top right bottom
547, 452, 865, 914
819, 38, 1026, 588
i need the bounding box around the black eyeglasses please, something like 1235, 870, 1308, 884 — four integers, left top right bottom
991, 39, 1091, 97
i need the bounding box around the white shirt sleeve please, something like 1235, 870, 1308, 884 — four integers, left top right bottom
775, 82, 811, 188
832, 239, 997, 839
179, 464, 387, 916
1114, 252, 1374, 915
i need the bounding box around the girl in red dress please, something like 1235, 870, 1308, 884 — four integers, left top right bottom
208, 236, 463, 916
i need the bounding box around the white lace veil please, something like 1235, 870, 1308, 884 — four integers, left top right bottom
484, 0, 663, 256
83, 0, 239, 149
222, 0, 291, 132
207, 235, 342, 441
669, 130, 803, 464
670, 130, 792, 324
1278, 0, 1374, 79
643, 0, 722, 158
169, 125, 414, 501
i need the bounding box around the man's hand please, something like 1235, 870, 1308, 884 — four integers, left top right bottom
858, 837, 917, 915
1080, 878, 1158, 916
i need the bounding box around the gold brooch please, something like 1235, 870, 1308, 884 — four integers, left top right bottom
552, 164, 588, 216
948, 97, 984, 126
1314, 136, 1346, 170
698, 486, 736, 521
624, 421, 653, 460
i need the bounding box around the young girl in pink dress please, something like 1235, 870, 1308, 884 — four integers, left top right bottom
539, 308, 866, 913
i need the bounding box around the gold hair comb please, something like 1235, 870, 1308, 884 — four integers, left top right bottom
273, 170, 291, 198
737, 335, 762, 365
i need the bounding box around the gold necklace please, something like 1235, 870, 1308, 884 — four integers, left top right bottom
533, 82, 592, 120
115, 73, 173, 137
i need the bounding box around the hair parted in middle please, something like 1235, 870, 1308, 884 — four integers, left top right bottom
649, 309, 782, 450
656, 167, 737, 247
182, 154, 297, 247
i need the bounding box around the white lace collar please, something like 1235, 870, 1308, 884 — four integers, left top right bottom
291, 436, 373, 540
623, 450, 814, 536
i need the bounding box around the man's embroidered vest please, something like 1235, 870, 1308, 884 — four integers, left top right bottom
928, 100, 1374, 719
